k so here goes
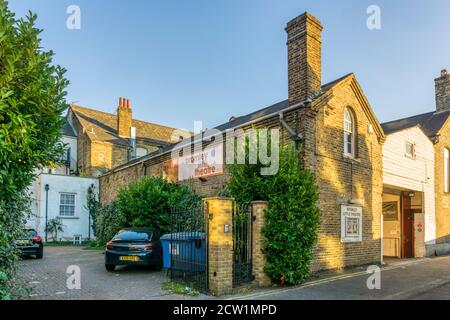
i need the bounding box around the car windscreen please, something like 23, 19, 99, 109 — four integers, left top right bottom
113, 230, 153, 242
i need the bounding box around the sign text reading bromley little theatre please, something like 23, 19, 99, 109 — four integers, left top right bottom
163, 143, 224, 182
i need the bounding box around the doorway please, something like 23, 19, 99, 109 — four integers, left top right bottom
401, 192, 414, 258
383, 189, 423, 259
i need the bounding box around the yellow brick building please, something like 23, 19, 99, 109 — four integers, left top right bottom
67, 99, 192, 177
99, 12, 386, 271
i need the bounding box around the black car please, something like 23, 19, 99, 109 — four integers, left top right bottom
16, 228, 44, 259
105, 227, 163, 272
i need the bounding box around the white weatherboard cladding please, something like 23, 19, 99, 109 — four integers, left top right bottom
382, 126, 436, 245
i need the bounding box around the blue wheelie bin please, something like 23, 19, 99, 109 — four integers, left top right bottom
160, 232, 206, 271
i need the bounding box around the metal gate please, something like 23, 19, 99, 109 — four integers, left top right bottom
169, 204, 209, 293
232, 203, 254, 287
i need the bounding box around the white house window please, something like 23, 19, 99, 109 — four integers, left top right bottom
405, 142, 416, 158
60, 193, 75, 217
344, 108, 356, 157
136, 147, 148, 158
445, 148, 450, 193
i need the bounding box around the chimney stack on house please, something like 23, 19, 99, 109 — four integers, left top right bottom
286, 12, 323, 106
117, 97, 132, 138
435, 69, 450, 112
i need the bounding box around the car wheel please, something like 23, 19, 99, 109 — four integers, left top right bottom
36, 252, 43, 259
105, 264, 115, 272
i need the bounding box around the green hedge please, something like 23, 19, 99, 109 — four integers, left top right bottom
94, 202, 127, 245
224, 143, 320, 285
94, 177, 201, 244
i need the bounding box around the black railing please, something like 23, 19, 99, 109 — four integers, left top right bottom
232, 204, 253, 288
169, 204, 209, 293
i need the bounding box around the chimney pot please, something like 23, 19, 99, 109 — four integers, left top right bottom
117, 97, 132, 137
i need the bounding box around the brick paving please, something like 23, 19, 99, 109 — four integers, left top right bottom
18, 246, 210, 300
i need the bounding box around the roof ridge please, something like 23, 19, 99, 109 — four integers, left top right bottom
70, 104, 188, 132
381, 110, 435, 125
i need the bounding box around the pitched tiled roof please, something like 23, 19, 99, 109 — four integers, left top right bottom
70, 105, 192, 147
60, 120, 77, 137
381, 109, 450, 137
105, 73, 357, 173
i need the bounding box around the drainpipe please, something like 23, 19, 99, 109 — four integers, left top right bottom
278, 112, 303, 150
44, 184, 49, 242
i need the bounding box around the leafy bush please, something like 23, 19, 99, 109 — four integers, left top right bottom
224, 143, 320, 285
0, 1, 68, 299
86, 184, 99, 238
0, 270, 10, 300
45, 218, 65, 241
94, 202, 127, 245
116, 176, 201, 234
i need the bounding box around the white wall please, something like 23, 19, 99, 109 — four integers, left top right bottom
27, 174, 98, 241
382, 126, 436, 246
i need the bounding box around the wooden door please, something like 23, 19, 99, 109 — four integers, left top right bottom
401, 192, 414, 258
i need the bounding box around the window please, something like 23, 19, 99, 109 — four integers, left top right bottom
405, 142, 415, 158
136, 147, 148, 158
344, 108, 356, 157
445, 148, 450, 193
60, 193, 75, 216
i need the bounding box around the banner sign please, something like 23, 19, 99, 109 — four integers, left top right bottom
163, 143, 224, 182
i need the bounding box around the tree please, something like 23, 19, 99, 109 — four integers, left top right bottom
86, 184, 99, 239
0, 0, 68, 298
45, 218, 65, 242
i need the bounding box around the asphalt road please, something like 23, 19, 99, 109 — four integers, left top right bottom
18, 246, 450, 300
230, 256, 450, 300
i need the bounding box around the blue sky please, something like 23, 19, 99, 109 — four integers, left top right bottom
8, 0, 450, 131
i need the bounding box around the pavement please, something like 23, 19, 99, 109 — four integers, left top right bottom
229, 256, 450, 300
18, 246, 210, 300
18, 246, 450, 300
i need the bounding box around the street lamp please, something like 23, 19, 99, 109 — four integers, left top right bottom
44, 184, 49, 242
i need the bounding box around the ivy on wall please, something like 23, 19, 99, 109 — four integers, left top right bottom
224, 141, 320, 285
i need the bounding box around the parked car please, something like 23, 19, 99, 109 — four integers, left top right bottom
16, 228, 44, 259
104, 227, 163, 272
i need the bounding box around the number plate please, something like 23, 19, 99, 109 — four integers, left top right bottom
119, 256, 139, 262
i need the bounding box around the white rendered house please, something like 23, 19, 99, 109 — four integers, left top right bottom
27, 121, 98, 241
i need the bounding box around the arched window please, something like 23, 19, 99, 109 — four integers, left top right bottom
344, 108, 356, 158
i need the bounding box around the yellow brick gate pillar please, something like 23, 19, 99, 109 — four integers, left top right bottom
251, 201, 272, 287
204, 197, 234, 296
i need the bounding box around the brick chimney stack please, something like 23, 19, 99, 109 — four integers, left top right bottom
286, 12, 323, 106
117, 97, 132, 138
435, 69, 450, 112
